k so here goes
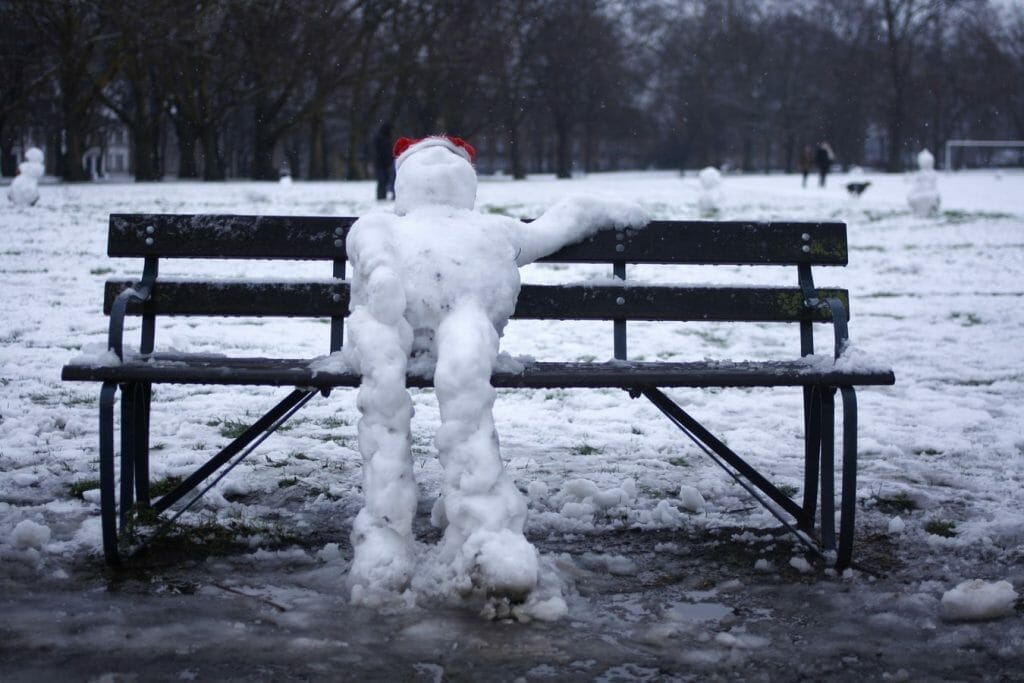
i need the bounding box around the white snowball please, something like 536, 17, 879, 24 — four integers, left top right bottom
12, 519, 52, 549
678, 484, 706, 513
788, 556, 813, 574
888, 516, 906, 534
940, 579, 1018, 622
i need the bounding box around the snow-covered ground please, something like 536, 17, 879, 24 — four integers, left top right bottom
1, 169, 1022, 679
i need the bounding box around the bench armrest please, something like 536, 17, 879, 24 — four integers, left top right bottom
108, 285, 153, 360
809, 296, 850, 360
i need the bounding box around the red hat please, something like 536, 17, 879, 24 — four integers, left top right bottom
393, 135, 476, 170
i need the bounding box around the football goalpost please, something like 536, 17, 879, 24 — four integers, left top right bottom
944, 140, 1024, 171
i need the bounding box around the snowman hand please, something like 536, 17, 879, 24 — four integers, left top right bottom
514, 195, 649, 266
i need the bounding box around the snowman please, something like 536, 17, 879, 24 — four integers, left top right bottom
343, 136, 647, 604
696, 166, 722, 217
908, 149, 940, 218
8, 147, 45, 207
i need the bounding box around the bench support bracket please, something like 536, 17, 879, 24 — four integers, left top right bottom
642, 384, 858, 569
97, 382, 317, 564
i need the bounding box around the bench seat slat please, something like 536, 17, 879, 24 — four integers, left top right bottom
105, 280, 849, 322
109, 215, 847, 266
62, 354, 895, 389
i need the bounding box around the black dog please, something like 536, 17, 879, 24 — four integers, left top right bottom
846, 181, 871, 196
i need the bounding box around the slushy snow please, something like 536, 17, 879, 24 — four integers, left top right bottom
342, 136, 647, 611
940, 579, 1018, 622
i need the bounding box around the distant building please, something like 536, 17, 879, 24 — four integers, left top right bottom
83, 126, 131, 180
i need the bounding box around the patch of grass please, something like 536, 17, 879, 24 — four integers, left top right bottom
777, 484, 799, 498
572, 443, 604, 456
924, 519, 957, 538
915, 448, 942, 456
943, 209, 1012, 224
667, 456, 689, 468
873, 492, 919, 514
68, 478, 101, 499
315, 434, 349, 446
950, 312, 983, 327
150, 475, 184, 498
278, 477, 300, 489
90, 267, 114, 276
125, 511, 302, 558
318, 416, 349, 429
210, 418, 250, 440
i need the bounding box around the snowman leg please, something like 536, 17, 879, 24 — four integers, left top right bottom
346, 305, 417, 596
433, 303, 538, 599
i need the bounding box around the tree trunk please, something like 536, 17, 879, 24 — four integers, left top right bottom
60, 124, 90, 181
507, 120, 526, 180
174, 119, 199, 178
131, 122, 162, 181
200, 126, 225, 180
554, 116, 572, 179
308, 112, 327, 180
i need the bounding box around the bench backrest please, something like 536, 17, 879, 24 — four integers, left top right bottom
105, 213, 849, 357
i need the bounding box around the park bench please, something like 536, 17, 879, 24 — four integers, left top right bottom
61, 213, 894, 569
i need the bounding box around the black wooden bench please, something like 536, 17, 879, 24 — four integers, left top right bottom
61, 213, 895, 568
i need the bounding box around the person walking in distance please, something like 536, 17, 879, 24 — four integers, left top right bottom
815, 141, 834, 187
372, 122, 395, 200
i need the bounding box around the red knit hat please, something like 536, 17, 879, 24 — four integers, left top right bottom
393, 135, 476, 169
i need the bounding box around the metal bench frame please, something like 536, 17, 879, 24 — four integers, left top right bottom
62, 214, 894, 567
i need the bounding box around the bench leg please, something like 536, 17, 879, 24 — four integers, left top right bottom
819, 389, 837, 552
99, 382, 120, 564
837, 386, 858, 570
801, 386, 822, 532
814, 386, 859, 569
120, 382, 152, 510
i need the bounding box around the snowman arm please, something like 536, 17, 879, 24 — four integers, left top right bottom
512, 195, 648, 266
345, 213, 406, 324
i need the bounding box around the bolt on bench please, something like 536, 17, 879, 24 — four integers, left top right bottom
62, 214, 894, 568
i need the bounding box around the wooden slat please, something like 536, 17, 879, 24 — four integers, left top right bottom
108, 214, 354, 260
104, 280, 350, 317
108, 215, 847, 266
106, 279, 850, 322
62, 355, 895, 388
541, 220, 848, 266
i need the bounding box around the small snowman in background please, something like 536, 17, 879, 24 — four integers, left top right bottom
908, 149, 940, 217
278, 161, 292, 186
697, 166, 722, 217
8, 147, 45, 207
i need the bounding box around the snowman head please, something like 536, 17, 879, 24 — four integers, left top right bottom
917, 149, 935, 171
393, 136, 477, 215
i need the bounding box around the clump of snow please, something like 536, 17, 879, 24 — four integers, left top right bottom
940, 579, 1018, 622
342, 136, 647, 609
908, 149, 941, 217
697, 166, 723, 217
12, 519, 51, 549
888, 516, 906, 535
754, 558, 774, 572
8, 147, 45, 207
678, 484, 706, 513
788, 556, 813, 574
